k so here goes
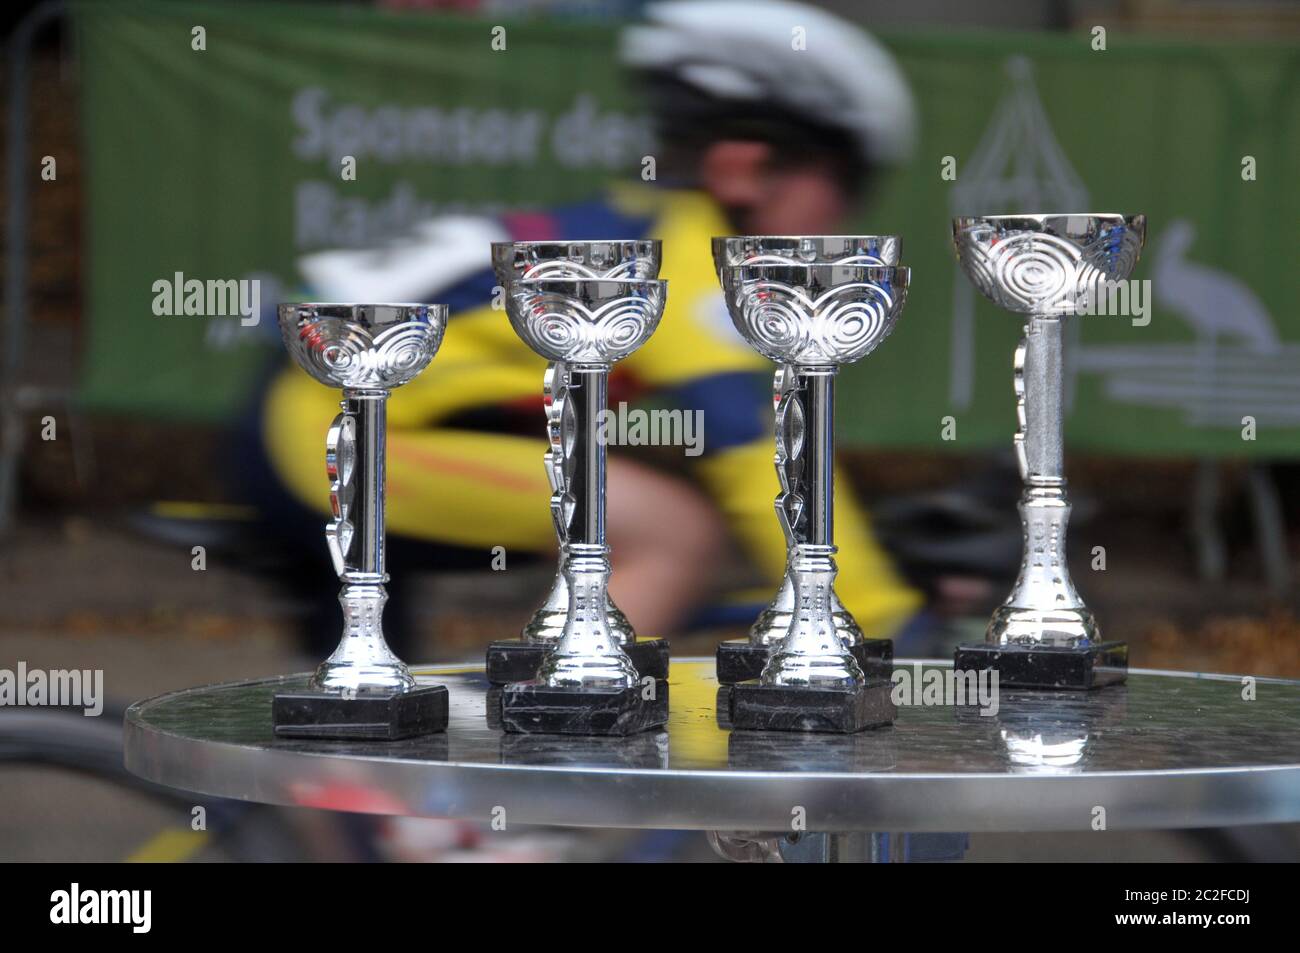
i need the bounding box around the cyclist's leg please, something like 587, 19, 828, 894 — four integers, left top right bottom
606, 456, 728, 636
385, 428, 553, 551
391, 433, 731, 636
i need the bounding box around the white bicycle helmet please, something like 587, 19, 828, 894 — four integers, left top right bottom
621, 0, 916, 166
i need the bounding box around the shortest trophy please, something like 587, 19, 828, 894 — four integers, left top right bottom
497, 274, 669, 735
272, 303, 450, 739
717, 256, 909, 732
951, 213, 1145, 689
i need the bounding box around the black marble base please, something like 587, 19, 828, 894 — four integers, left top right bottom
499, 680, 669, 736
272, 685, 448, 740
953, 640, 1128, 690
486, 638, 670, 685
484, 686, 505, 732
716, 638, 893, 684
728, 680, 896, 734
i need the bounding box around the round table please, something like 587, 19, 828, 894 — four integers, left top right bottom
124, 659, 1300, 859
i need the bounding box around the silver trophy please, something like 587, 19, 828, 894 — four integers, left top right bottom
484, 241, 669, 687
951, 213, 1146, 689
495, 273, 670, 735
716, 256, 909, 732
711, 236, 902, 684
272, 302, 451, 739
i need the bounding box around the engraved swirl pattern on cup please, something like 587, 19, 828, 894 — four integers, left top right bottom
506, 280, 664, 364
278, 304, 447, 389
721, 266, 907, 366
986, 232, 1081, 314
952, 215, 1146, 315
733, 279, 814, 363
815, 280, 898, 363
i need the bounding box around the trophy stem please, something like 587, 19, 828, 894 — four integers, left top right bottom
803, 369, 834, 546
753, 367, 863, 644
312, 389, 416, 694
761, 367, 864, 690
350, 391, 386, 577
571, 366, 606, 547
990, 314, 1094, 646
721, 365, 878, 685
1017, 314, 1065, 485
537, 365, 637, 689
520, 361, 635, 646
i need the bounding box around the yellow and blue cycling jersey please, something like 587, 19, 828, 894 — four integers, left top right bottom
262, 186, 921, 637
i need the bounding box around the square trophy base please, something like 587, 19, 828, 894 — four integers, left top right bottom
953, 641, 1128, 690
499, 680, 669, 736
715, 638, 893, 685
486, 638, 670, 685
272, 685, 449, 740
727, 680, 896, 734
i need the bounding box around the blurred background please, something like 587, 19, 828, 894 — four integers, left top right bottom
2, 0, 1298, 861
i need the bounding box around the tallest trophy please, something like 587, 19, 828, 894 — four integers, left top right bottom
951, 213, 1145, 689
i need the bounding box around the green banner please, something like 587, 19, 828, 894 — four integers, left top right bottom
73, 1, 1300, 456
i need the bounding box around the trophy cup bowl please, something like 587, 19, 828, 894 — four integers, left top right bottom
278, 302, 447, 390
720, 263, 909, 367
952, 213, 1146, 315
505, 278, 665, 365
491, 239, 661, 284
271, 302, 451, 740
712, 234, 902, 273
950, 213, 1146, 690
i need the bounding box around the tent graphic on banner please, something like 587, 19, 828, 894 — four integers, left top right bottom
949, 57, 1295, 429
948, 56, 1088, 411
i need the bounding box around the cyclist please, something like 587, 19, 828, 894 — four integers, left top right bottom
255, 0, 922, 649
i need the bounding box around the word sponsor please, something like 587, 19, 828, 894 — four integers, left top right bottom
0, 662, 103, 716
291, 88, 652, 172
291, 89, 653, 248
